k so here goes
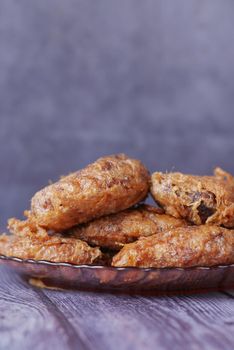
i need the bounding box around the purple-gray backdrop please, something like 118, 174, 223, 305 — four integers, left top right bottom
0, 0, 234, 229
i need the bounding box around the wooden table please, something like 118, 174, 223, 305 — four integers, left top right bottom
0, 267, 233, 350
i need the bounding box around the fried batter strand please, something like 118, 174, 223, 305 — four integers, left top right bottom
112, 226, 234, 268
0, 233, 101, 264
30, 154, 150, 231
214, 167, 234, 183
70, 204, 187, 250
150, 168, 234, 228
8, 217, 48, 238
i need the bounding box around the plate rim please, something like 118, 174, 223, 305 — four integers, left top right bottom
0, 254, 233, 272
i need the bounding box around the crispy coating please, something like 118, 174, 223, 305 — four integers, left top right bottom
214, 167, 234, 183
8, 217, 48, 238
112, 226, 234, 268
0, 232, 101, 265
150, 169, 234, 228
1, 218, 101, 264
70, 204, 188, 250
30, 154, 150, 231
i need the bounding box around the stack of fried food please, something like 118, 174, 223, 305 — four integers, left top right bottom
0, 154, 234, 268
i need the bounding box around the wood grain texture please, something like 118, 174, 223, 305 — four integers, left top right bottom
0, 267, 233, 350
0, 268, 80, 350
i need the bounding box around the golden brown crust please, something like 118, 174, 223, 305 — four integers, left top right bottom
150, 170, 234, 228
70, 204, 188, 250
30, 154, 150, 231
112, 226, 234, 268
2, 217, 101, 264
7, 217, 48, 238
0, 233, 101, 264
214, 167, 234, 183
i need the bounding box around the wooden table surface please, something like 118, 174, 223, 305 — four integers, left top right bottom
0, 267, 233, 350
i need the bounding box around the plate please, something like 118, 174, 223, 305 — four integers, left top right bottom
0, 255, 233, 294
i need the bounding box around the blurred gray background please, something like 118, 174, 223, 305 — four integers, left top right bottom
0, 0, 234, 230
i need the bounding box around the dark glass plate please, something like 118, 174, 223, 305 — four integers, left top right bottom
0, 255, 233, 294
